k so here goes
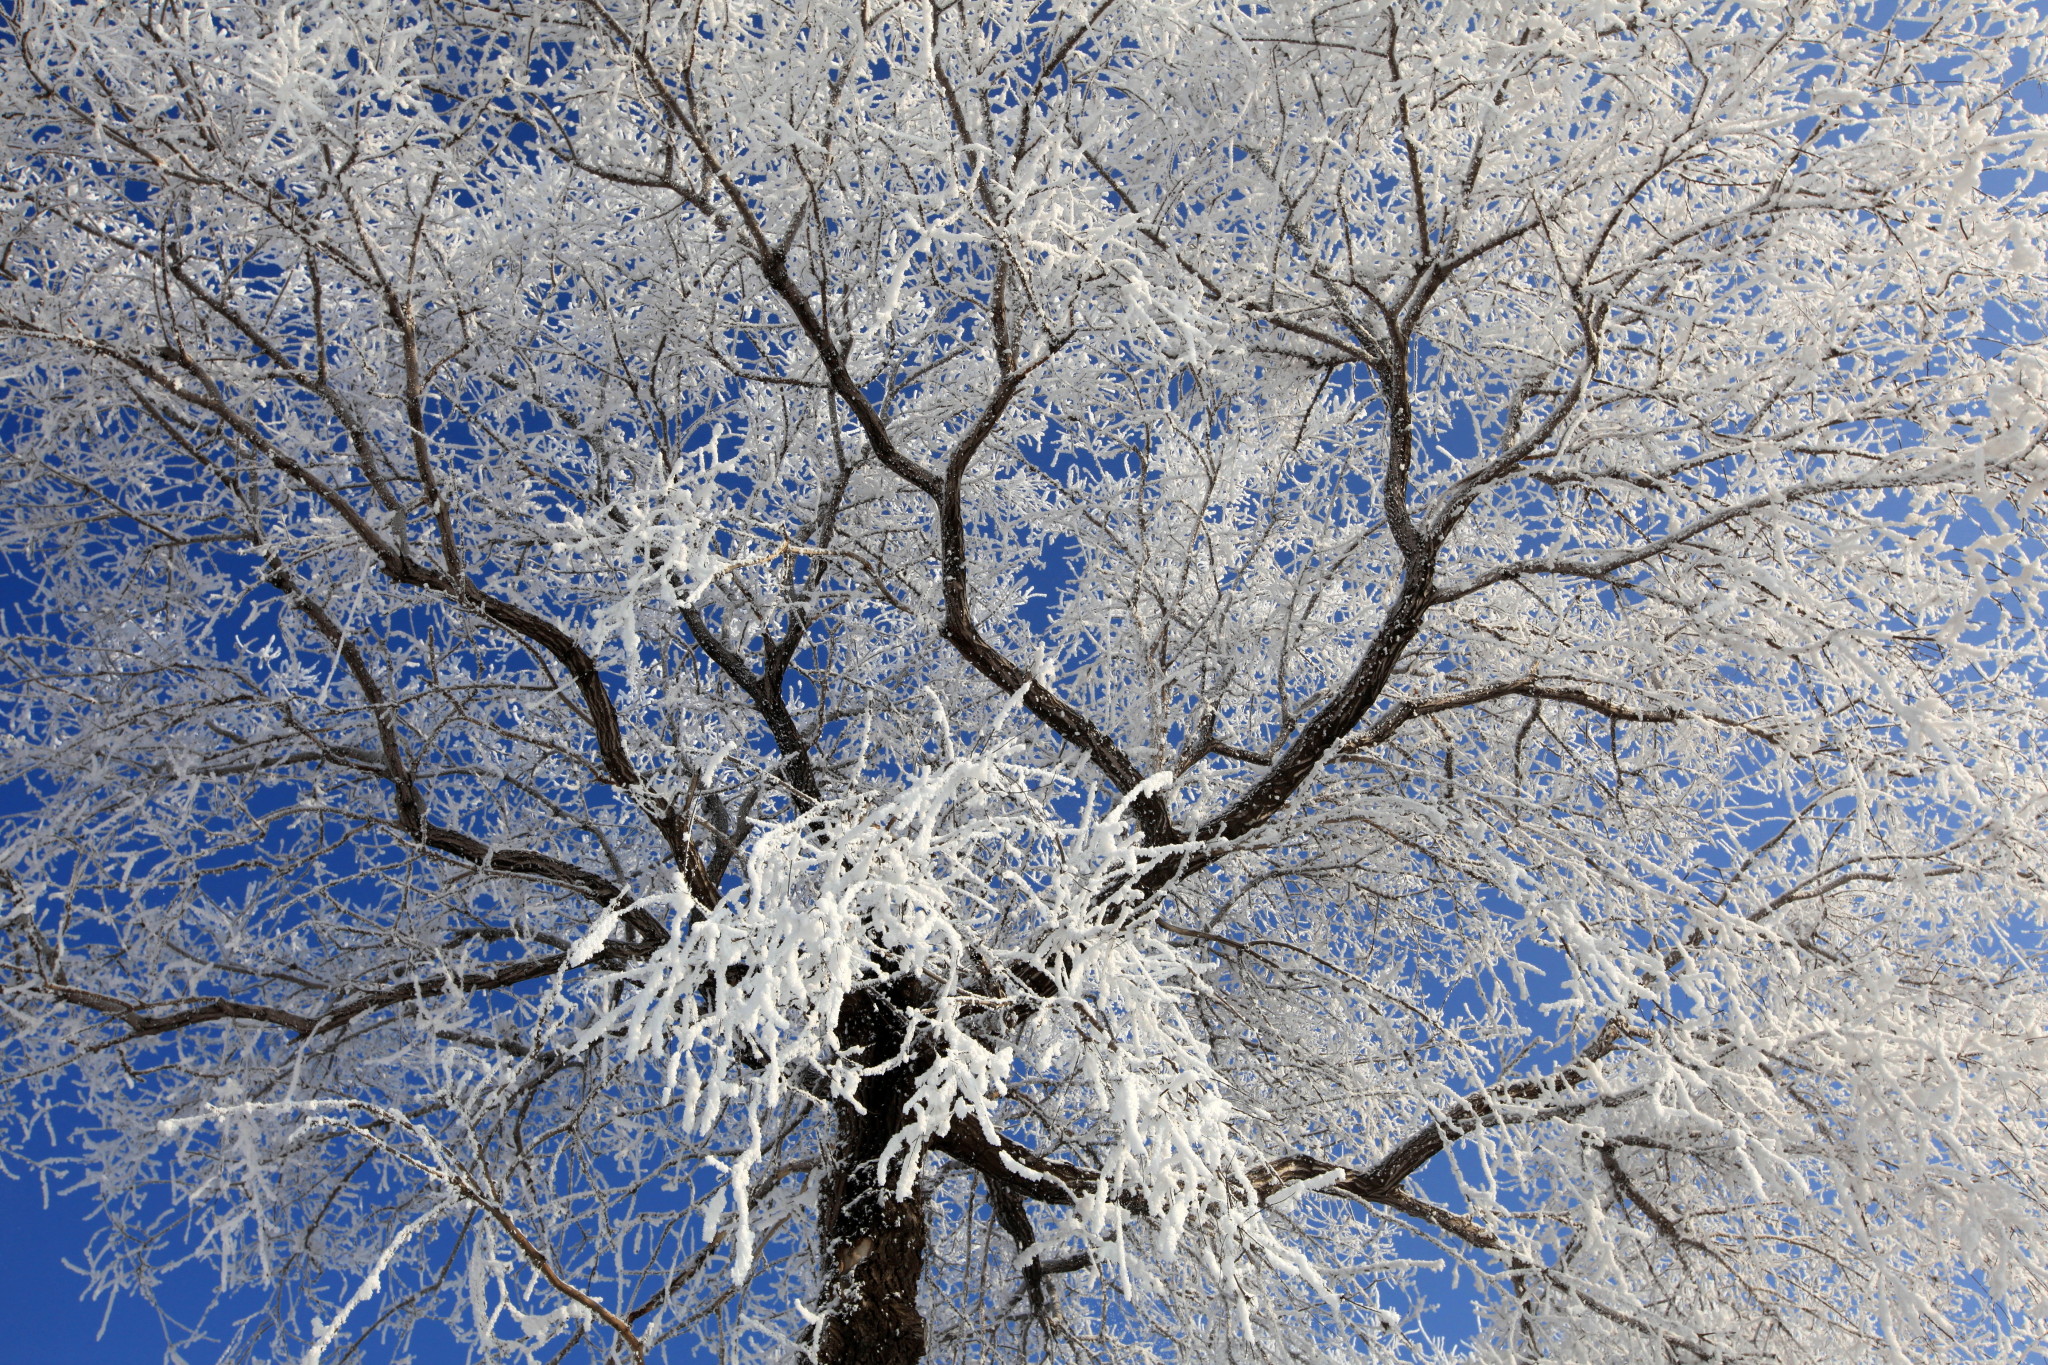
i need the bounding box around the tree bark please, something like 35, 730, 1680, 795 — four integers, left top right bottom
813, 991, 928, 1365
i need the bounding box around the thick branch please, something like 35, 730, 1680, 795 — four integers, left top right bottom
1351, 1015, 1637, 1192
939, 1016, 1636, 1244
1339, 677, 1709, 753
42, 950, 576, 1043
680, 605, 822, 811
1183, 561, 1437, 858
935, 375, 1179, 846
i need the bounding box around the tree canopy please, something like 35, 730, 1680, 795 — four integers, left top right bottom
2, 1, 2047, 1361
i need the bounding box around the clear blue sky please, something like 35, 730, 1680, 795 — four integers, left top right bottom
0, 1174, 194, 1365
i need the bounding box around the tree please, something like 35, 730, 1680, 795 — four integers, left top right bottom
1, 0, 2046, 1360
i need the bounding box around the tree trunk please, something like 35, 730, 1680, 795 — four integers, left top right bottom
813, 992, 928, 1365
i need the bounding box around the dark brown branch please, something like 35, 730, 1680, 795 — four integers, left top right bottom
939, 1015, 1637, 1250
1429, 459, 1989, 607
416, 822, 626, 910
260, 558, 658, 937
1246, 1154, 1505, 1249
680, 605, 822, 811
929, 1125, 1151, 1215
45, 949, 575, 1043
935, 374, 1180, 846
1339, 677, 1704, 754
1177, 561, 1437, 865
466, 1196, 646, 1361
984, 1173, 1054, 1321
1350, 1015, 1637, 1192
45, 328, 701, 892
48, 984, 319, 1038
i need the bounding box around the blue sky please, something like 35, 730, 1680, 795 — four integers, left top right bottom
0, 1175, 185, 1365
